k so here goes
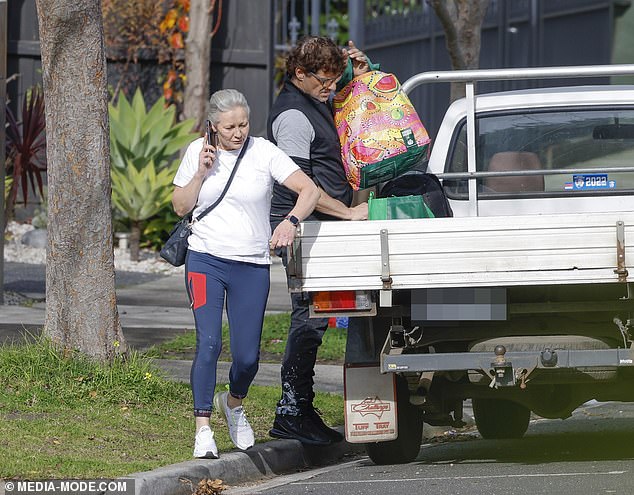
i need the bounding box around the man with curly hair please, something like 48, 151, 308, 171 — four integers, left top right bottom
267, 36, 379, 446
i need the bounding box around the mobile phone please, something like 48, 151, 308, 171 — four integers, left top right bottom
205, 120, 217, 147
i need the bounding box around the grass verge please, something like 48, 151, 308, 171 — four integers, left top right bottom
144, 312, 347, 364
0, 337, 344, 479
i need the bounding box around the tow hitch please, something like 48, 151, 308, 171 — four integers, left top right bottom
488, 345, 530, 389
489, 345, 515, 388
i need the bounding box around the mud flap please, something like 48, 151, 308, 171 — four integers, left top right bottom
344, 365, 398, 443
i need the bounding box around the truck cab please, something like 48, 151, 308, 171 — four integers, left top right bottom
433, 84, 634, 217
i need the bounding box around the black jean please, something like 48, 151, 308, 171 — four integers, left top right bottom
276, 247, 329, 416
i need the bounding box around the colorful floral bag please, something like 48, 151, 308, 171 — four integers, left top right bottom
333, 71, 431, 190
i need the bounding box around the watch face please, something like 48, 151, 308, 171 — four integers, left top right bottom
287, 215, 299, 225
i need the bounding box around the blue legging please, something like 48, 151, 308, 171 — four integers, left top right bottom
185, 250, 270, 417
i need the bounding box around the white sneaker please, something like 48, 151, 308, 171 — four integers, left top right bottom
193, 425, 219, 459
214, 391, 255, 450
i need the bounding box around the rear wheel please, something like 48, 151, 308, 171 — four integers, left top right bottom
365, 378, 423, 464
472, 398, 530, 439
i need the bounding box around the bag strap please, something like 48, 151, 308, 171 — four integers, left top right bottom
192, 136, 250, 223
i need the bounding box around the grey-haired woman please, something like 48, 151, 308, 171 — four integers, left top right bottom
171, 89, 319, 458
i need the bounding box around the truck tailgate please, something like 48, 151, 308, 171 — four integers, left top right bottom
288, 212, 634, 292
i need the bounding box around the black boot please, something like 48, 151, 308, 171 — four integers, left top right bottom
308, 406, 344, 442
269, 413, 332, 446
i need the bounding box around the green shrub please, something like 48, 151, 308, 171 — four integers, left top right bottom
111, 159, 177, 260
109, 88, 196, 172
109, 88, 198, 256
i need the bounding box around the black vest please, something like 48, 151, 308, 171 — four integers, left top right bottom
268, 80, 352, 222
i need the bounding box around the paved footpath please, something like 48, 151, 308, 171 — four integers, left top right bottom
1, 259, 364, 494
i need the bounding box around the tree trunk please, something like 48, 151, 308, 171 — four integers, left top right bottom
36, 0, 126, 361
430, 0, 491, 101
183, 0, 214, 131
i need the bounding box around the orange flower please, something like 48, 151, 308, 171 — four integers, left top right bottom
178, 15, 190, 33
166, 69, 178, 84
170, 32, 184, 49
163, 87, 174, 101
177, 0, 191, 11
160, 9, 178, 33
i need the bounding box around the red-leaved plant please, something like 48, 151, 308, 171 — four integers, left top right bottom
5, 86, 47, 229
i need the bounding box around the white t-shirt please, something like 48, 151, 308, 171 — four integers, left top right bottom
173, 136, 299, 264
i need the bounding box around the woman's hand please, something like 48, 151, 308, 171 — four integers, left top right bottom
270, 220, 298, 249
270, 169, 319, 249
172, 139, 217, 216
197, 140, 217, 177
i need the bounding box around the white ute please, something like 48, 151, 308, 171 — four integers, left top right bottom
287, 65, 634, 464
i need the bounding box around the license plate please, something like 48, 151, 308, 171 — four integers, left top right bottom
411, 287, 507, 321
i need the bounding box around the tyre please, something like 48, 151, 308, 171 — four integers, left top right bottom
472, 398, 530, 439
365, 378, 423, 464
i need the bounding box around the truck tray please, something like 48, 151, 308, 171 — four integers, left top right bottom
288, 212, 634, 292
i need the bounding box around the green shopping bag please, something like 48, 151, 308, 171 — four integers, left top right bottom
367, 192, 435, 220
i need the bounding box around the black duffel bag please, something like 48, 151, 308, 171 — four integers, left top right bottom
379, 171, 453, 218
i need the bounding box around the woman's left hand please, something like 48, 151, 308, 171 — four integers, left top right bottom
270, 220, 297, 249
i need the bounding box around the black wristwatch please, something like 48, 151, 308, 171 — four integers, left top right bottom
285, 215, 300, 226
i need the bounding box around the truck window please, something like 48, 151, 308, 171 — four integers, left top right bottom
444, 107, 634, 199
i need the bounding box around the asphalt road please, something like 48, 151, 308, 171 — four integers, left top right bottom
228, 401, 634, 495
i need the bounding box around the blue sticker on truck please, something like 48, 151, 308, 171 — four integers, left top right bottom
565, 174, 616, 191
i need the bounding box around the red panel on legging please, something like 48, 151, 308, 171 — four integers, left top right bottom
188, 272, 207, 310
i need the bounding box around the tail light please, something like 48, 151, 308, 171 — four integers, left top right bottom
309, 290, 376, 317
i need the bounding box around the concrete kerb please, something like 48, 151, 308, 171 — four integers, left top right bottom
128, 431, 364, 495
127, 359, 354, 494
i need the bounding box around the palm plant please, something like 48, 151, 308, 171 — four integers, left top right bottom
109, 88, 197, 259
109, 88, 196, 171
4, 87, 47, 230
111, 159, 177, 261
